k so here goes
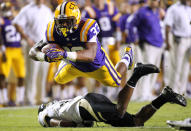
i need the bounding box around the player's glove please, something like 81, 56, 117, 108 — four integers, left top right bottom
44, 48, 67, 63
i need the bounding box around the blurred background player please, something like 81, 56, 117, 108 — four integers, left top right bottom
82, 0, 121, 66
13, 0, 53, 105
118, 0, 140, 101
119, 0, 139, 47
139, 0, 148, 7
127, 0, 164, 101
0, 2, 25, 106
164, 0, 191, 95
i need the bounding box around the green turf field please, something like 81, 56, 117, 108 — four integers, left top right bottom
0, 99, 190, 131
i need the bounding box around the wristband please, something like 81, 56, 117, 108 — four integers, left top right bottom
36, 52, 45, 61
66, 52, 77, 62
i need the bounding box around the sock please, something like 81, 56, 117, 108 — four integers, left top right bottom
16, 87, 20, 104
3, 88, 8, 103
0, 89, 3, 104
151, 94, 168, 109
19, 86, 25, 103
127, 67, 142, 87
127, 74, 139, 87
115, 55, 130, 71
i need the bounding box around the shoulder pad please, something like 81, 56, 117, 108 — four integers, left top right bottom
80, 19, 96, 42
46, 20, 55, 42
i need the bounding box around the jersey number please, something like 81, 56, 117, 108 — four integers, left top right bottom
99, 17, 111, 31
5, 25, 21, 42
90, 23, 99, 36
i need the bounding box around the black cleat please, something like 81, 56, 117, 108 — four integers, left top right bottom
133, 63, 160, 77
161, 86, 187, 107
127, 63, 160, 87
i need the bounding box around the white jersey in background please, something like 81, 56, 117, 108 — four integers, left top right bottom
164, 1, 191, 95
12, 1, 53, 105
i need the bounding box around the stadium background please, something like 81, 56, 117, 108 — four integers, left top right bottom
0, 0, 191, 129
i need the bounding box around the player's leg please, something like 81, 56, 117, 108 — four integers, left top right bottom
12, 48, 26, 105
133, 86, 187, 126
93, 47, 160, 116
117, 63, 160, 117
54, 61, 81, 85
0, 49, 12, 105
0, 75, 6, 105
109, 46, 134, 116
79, 93, 136, 127
46, 62, 56, 98
79, 93, 119, 122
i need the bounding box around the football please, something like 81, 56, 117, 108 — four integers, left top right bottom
41, 44, 63, 53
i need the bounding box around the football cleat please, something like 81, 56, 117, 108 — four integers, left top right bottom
161, 86, 187, 107
122, 46, 134, 69
167, 118, 191, 130
132, 63, 160, 77
127, 63, 160, 87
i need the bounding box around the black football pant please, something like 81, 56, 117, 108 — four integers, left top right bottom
79, 93, 135, 127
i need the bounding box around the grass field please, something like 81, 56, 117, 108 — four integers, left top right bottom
0, 99, 190, 131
